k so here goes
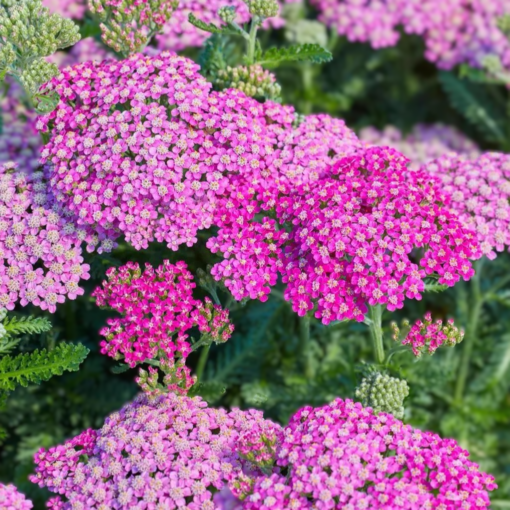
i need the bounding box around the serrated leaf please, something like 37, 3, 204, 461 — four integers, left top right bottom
188, 13, 223, 34
424, 283, 449, 293
111, 363, 130, 374
2, 315, 52, 340
439, 71, 505, 143
188, 381, 226, 404
256, 44, 332, 68
33, 90, 60, 114
0, 343, 89, 392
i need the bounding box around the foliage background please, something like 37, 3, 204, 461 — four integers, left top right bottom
1, 3, 510, 508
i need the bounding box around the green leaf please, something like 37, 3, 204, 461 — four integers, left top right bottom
188, 381, 226, 404
424, 283, 449, 293
33, 90, 60, 114
2, 315, 52, 339
439, 71, 506, 144
111, 363, 130, 374
0, 343, 89, 392
188, 13, 223, 34
256, 44, 333, 68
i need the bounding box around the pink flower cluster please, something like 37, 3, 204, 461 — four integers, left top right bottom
31, 392, 279, 510
0, 162, 90, 312
0, 80, 41, 173
42, 0, 87, 19
359, 124, 480, 170
310, 0, 510, 70
423, 152, 510, 259
155, 0, 285, 52
49, 38, 112, 69
392, 312, 465, 357
0, 483, 33, 510
93, 260, 233, 390
241, 398, 497, 509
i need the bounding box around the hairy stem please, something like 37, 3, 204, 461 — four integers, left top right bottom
195, 343, 211, 382
246, 18, 259, 64
368, 305, 385, 364
454, 259, 485, 403
299, 313, 313, 379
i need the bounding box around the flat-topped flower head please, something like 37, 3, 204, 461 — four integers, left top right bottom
240, 398, 497, 509
360, 124, 480, 170
0, 483, 33, 510
31, 392, 281, 510
392, 312, 464, 357
0, 162, 90, 312
423, 152, 510, 260
278, 146, 481, 323
93, 260, 234, 391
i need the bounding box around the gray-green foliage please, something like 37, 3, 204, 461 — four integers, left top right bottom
355, 371, 409, 420
0, 0, 80, 108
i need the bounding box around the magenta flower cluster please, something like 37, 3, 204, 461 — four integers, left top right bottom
0, 80, 41, 173
93, 260, 234, 390
155, 0, 285, 52
42, 0, 87, 18
240, 398, 497, 509
422, 152, 510, 260
30, 395, 497, 509
31, 392, 278, 510
0, 162, 90, 312
392, 312, 465, 357
310, 0, 510, 70
0, 483, 33, 510
359, 124, 480, 170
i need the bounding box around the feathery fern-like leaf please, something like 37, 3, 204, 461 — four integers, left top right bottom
2, 315, 52, 339
0, 343, 89, 392
256, 44, 332, 67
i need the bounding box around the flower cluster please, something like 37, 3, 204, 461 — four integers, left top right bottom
155, 0, 285, 52
241, 398, 497, 509
49, 38, 112, 68
310, 0, 510, 71
0, 162, 90, 312
31, 392, 280, 510
215, 65, 282, 100
359, 124, 480, 170
0, 483, 33, 510
89, 0, 178, 55
42, 0, 87, 19
422, 152, 510, 260
93, 260, 233, 391
392, 312, 465, 357
278, 147, 481, 322
0, 80, 41, 173
355, 371, 409, 419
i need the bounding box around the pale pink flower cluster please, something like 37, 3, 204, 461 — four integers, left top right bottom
31, 392, 279, 510
423, 152, 510, 259
155, 0, 285, 52
0, 80, 41, 173
392, 312, 465, 357
0, 483, 33, 510
311, 0, 510, 70
93, 260, 233, 390
359, 124, 480, 170
240, 398, 497, 509
42, 0, 87, 19
0, 162, 90, 312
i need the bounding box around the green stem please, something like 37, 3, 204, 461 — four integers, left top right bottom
367, 305, 385, 364
300, 64, 314, 115
299, 314, 313, 379
246, 18, 259, 64
195, 343, 211, 382
454, 259, 485, 403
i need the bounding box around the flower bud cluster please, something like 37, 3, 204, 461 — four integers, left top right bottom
422, 152, 510, 260
245, 0, 280, 20
93, 260, 234, 392
215, 64, 282, 100
31, 392, 280, 510
0, 162, 91, 312
0, 483, 33, 510
355, 371, 409, 419
0, 0, 80, 96
89, 0, 178, 55
392, 312, 464, 357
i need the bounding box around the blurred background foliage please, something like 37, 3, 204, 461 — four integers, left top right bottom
1, 3, 510, 508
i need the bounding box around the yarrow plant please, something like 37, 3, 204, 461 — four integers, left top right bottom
238, 398, 497, 509
392, 312, 465, 357
422, 152, 510, 260
93, 260, 234, 392
30, 392, 280, 510
0, 483, 33, 510
0, 162, 91, 312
